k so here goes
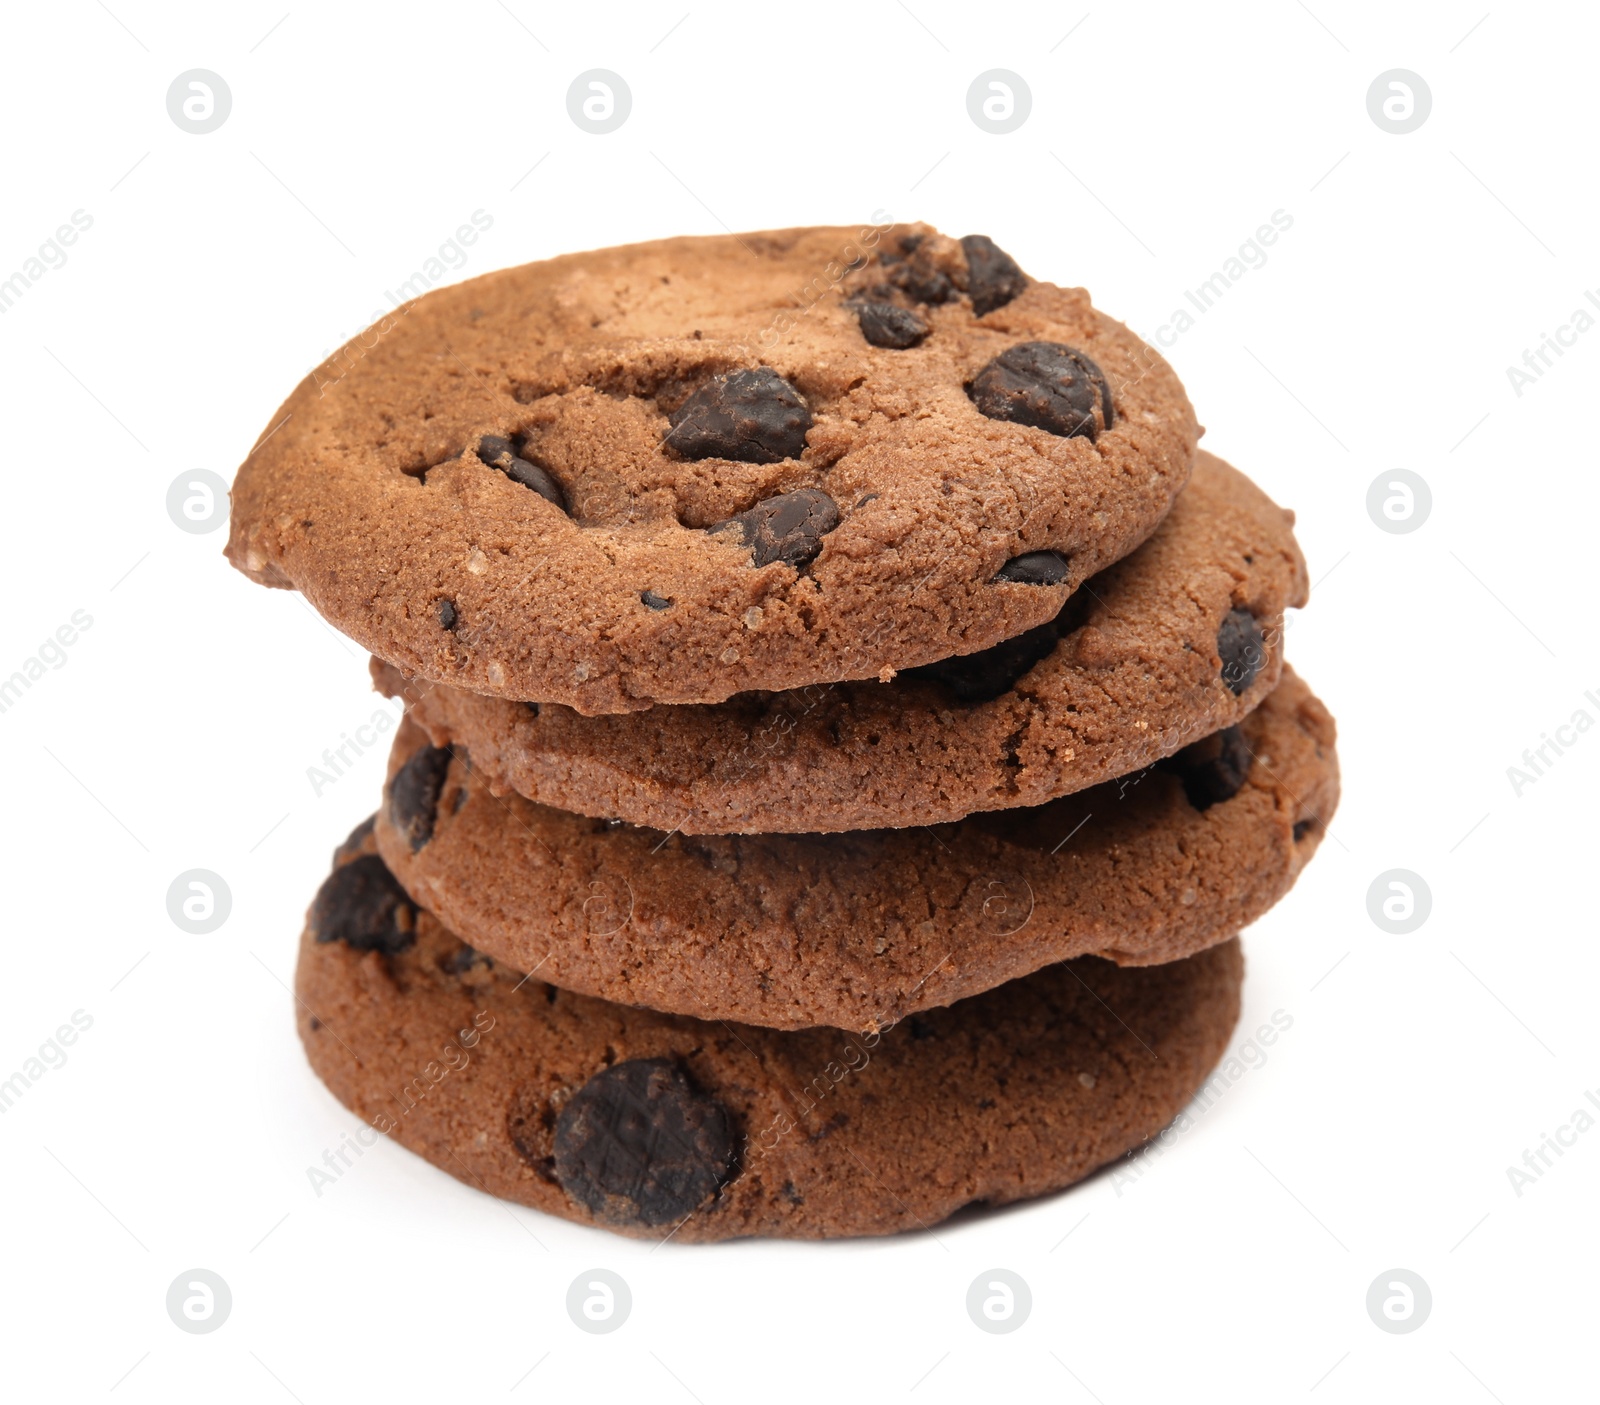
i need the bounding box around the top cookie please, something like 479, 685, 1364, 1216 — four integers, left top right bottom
227, 224, 1199, 713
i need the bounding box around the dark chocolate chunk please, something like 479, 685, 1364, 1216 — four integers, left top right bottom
906, 618, 1060, 703
310, 854, 417, 954
442, 942, 493, 975
476, 434, 516, 466
969, 342, 1113, 440
641, 590, 673, 610
1160, 726, 1253, 811
388, 744, 453, 852
993, 550, 1070, 586
856, 301, 930, 349
710, 488, 840, 569
332, 814, 376, 864
1293, 818, 1315, 842
437, 598, 458, 630
553, 1058, 737, 1227
665, 368, 813, 463
902, 265, 954, 304
881, 237, 956, 304
1217, 608, 1265, 695
476, 433, 568, 511
961, 234, 1027, 316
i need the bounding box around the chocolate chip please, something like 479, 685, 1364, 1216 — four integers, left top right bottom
907, 617, 1060, 703
310, 854, 417, 954
993, 550, 1069, 586
665, 368, 813, 463
856, 301, 930, 349
1217, 608, 1265, 695
332, 814, 376, 864
443, 942, 493, 974
641, 590, 673, 610
553, 1058, 738, 1227
1160, 726, 1252, 810
437, 598, 458, 630
961, 235, 1027, 315
901, 266, 954, 304
881, 238, 956, 304
710, 488, 840, 569
1293, 818, 1315, 842
969, 342, 1114, 440
476, 433, 567, 511
476, 434, 516, 465
388, 745, 453, 852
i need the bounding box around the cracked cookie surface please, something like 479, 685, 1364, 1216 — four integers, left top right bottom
227, 224, 1198, 713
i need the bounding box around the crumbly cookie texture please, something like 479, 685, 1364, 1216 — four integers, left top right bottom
297, 824, 1244, 1241
372, 669, 1337, 1032
377, 450, 1305, 832
227, 224, 1198, 714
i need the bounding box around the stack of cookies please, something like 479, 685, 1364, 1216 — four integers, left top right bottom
227, 225, 1338, 1241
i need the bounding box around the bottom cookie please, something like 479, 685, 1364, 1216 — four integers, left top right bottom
296, 829, 1244, 1242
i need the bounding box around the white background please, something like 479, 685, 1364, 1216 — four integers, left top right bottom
1, 1, 1595, 1400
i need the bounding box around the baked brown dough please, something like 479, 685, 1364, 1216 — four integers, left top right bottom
377, 450, 1304, 832
297, 825, 1245, 1241
228, 224, 1197, 713
374, 669, 1337, 1031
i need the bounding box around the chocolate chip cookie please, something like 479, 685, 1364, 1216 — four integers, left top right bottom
372, 669, 1337, 1031
227, 224, 1199, 714
377, 450, 1304, 832
297, 825, 1244, 1241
